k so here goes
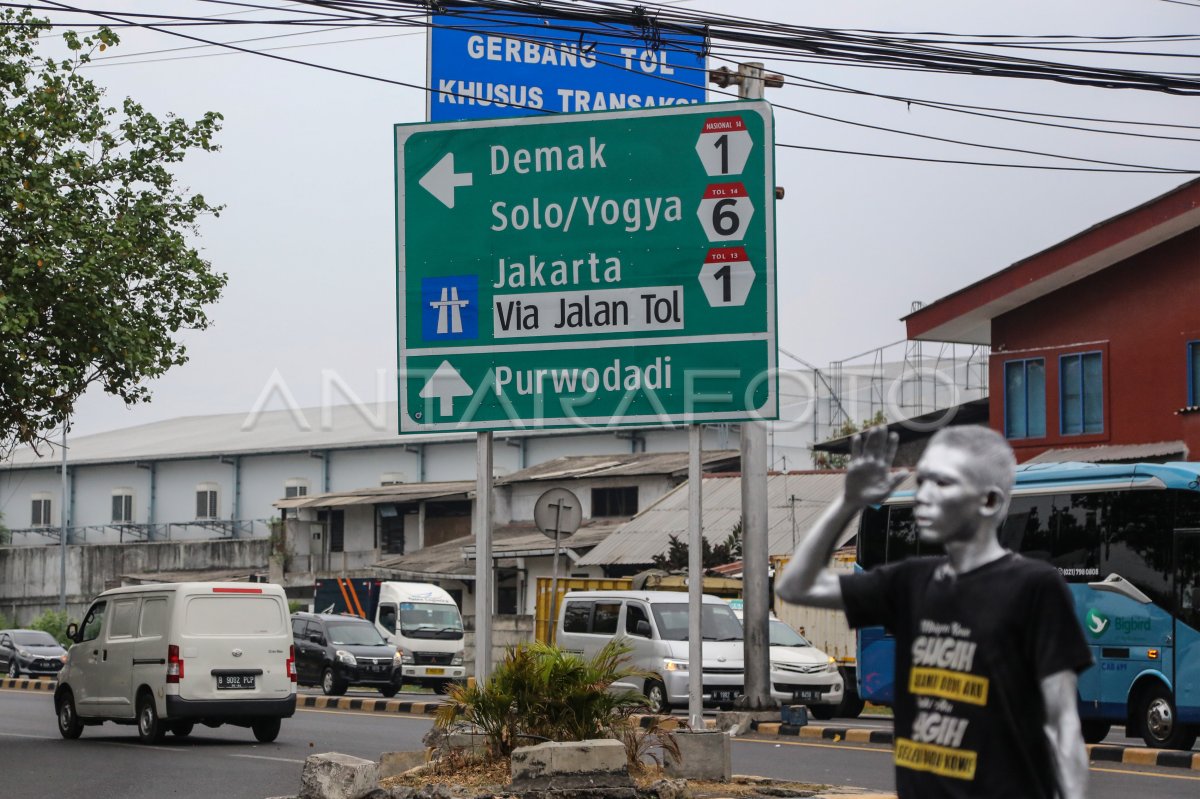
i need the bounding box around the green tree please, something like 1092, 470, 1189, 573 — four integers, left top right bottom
29, 609, 70, 645
812, 410, 888, 469
0, 9, 226, 455
651, 522, 743, 571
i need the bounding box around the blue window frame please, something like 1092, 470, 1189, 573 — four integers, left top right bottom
1190, 341, 1200, 406
1004, 358, 1045, 439
1060, 352, 1104, 435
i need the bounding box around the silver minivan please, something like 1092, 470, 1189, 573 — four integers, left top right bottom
55, 582, 297, 743
555, 590, 744, 713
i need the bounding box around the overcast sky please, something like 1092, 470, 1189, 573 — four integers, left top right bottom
50, 0, 1198, 437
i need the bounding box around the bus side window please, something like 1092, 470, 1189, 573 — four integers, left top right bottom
886, 507, 920, 563
858, 505, 889, 569
1004, 495, 1055, 561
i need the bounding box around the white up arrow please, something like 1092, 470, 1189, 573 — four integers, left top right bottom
419, 152, 474, 209
419, 361, 472, 417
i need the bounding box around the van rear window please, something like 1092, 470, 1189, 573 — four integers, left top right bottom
183, 596, 284, 636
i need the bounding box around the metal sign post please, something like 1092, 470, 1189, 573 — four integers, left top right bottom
534, 487, 583, 628
687, 424, 704, 729
473, 432, 494, 683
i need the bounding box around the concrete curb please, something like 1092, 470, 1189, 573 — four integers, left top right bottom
296, 695, 441, 715
1, 677, 56, 692
744, 720, 1200, 771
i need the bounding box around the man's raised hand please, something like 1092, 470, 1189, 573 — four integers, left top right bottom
844, 427, 908, 507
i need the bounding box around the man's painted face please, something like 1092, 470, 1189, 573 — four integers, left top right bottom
913, 444, 990, 544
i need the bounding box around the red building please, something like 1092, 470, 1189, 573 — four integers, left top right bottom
904, 177, 1200, 463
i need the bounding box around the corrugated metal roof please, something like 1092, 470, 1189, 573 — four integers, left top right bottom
577, 472, 855, 567
374, 520, 620, 579
1, 402, 682, 470
1025, 440, 1188, 464
497, 451, 739, 483
273, 481, 473, 509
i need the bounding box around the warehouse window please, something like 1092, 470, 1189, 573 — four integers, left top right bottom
592, 487, 638, 517
284, 478, 309, 499
196, 483, 219, 519
31, 493, 53, 527
112, 488, 134, 523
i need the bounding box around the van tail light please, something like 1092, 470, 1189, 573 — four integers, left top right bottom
287, 645, 297, 683
167, 644, 184, 683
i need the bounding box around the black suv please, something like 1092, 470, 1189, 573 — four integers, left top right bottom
291, 612, 400, 697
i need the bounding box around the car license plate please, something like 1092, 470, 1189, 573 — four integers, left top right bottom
426, 667, 444, 675
712, 690, 735, 702
217, 674, 255, 690
794, 689, 822, 703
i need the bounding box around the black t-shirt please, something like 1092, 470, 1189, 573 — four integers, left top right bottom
840, 553, 1092, 799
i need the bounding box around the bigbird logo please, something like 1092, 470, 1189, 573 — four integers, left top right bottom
1085, 608, 1109, 637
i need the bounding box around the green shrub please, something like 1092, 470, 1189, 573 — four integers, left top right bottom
0, 610, 11, 630
434, 639, 651, 759
288, 599, 307, 614
29, 610, 70, 645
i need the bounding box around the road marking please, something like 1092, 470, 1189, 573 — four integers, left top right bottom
1089, 765, 1200, 781
734, 737, 890, 755
0, 731, 57, 740
231, 754, 306, 764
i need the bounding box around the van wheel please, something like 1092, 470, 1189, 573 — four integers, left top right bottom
171, 722, 194, 737
321, 667, 347, 696
252, 718, 281, 743
56, 691, 83, 739
379, 684, 399, 698
808, 704, 837, 721
644, 679, 670, 714
1081, 720, 1110, 744
1137, 682, 1197, 750
137, 694, 164, 743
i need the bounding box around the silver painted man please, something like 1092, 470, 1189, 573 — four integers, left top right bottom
777, 425, 1091, 799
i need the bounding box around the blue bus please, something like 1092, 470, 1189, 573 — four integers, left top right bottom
855, 461, 1200, 750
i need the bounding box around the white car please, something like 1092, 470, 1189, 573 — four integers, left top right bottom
764, 618, 844, 718
733, 606, 844, 719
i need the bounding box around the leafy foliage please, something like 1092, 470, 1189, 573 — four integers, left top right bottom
29, 609, 70, 645
812, 410, 888, 469
651, 521, 743, 572
434, 640, 651, 759
0, 9, 226, 454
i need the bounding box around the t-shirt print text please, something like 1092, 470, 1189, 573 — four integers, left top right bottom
896, 619, 986, 780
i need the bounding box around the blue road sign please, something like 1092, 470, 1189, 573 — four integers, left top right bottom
428, 6, 707, 122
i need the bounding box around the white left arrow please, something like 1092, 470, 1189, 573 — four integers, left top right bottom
419, 152, 474, 209
419, 361, 472, 417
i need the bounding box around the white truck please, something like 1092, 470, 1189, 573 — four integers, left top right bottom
314, 578, 466, 692
772, 548, 864, 717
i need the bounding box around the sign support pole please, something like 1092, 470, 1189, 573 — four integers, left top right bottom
718, 61, 783, 710
473, 431, 494, 683
687, 424, 704, 729
59, 420, 69, 614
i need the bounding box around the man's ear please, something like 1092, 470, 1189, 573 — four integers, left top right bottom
979, 488, 1005, 519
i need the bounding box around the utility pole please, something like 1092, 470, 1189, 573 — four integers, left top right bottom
711, 62, 784, 710
59, 420, 69, 613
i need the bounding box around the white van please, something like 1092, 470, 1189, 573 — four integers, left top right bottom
374, 582, 465, 692
555, 590, 744, 713
55, 582, 296, 744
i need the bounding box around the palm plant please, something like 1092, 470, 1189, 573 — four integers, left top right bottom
434, 639, 652, 759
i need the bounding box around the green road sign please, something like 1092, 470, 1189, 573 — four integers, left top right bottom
396, 100, 777, 432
